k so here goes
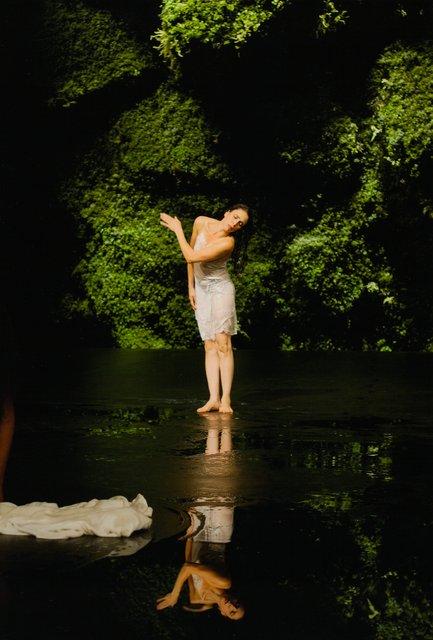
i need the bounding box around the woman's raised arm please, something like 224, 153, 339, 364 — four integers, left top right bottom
160, 213, 233, 264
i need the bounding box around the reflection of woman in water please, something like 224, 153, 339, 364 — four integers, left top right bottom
156, 558, 244, 620
156, 414, 245, 620
160, 205, 249, 414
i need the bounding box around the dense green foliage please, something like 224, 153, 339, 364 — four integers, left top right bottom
2, 0, 432, 349
156, 0, 288, 59
37, 0, 154, 106
63, 83, 230, 347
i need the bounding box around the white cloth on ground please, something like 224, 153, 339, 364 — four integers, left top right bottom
0, 494, 152, 539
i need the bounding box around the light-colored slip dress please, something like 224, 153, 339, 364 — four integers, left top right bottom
193, 230, 238, 341
189, 505, 234, 595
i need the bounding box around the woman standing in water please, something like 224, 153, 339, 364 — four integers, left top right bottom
160, 205, 249, 414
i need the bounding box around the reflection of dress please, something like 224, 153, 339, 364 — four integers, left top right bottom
194, 232, 237, 341
0, 495, 152, 540
189, 505, 234, 592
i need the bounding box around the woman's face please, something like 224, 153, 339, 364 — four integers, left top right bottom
218, 597, 245, 620
223, 208, 249, 234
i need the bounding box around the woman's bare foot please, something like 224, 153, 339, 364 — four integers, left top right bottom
219, 399, 233, 414
197, 399, 220, 413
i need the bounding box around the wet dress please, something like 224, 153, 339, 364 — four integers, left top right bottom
193, 230, 238, 341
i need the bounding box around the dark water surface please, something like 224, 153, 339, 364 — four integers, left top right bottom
1, 350, 432, 639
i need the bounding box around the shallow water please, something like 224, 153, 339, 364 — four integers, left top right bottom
1, 350, 432, 639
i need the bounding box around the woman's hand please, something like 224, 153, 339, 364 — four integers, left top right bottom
188, 287, 196, 310
156, 591, 178, 610
160, 212, 183, 234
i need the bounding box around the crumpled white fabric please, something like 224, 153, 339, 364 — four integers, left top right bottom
0, 494, 152, 539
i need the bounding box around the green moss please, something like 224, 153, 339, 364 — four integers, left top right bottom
370, 43, 433, 178
316, 0, 349, 35
62, 85, 231, 348
275, 41, 433, 350
48, 9, 432, 350
40, 0, 154, 106
282, 115, 363, 179
283, 211, 377, 314
68, 193, 194, 348
155, 0, 288, 59
113, 84, 230, 181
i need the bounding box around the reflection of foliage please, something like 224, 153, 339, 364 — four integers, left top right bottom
376, 574, 433, 640
89, 424, 154, 437
88, 406, 174, 437
237, 430, 394, 480
332, 518, 433, 639
338, 566, 433, 639
304, 491, 353, 512
107, 559, 201, 638
299, 437, 393, 479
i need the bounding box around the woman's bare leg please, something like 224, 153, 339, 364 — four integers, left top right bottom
219, 426, 233, 453
205, 428, 219, 454
215, 333, 234, 413
197, 339, 221, 413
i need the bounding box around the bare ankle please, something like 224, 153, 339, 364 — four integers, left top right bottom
197, 398, 221, 413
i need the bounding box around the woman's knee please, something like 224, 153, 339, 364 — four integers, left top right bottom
216, 333, 232, 356
204, 340, 218, 353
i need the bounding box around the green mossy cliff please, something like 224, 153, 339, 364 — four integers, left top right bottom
2, 0, 432, 350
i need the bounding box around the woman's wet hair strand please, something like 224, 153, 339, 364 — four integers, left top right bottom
229, 204, 252, 274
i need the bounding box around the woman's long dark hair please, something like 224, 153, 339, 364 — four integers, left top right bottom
229, 204, 252, 274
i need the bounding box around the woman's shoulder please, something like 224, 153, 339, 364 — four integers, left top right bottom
194, 215, 213, 230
